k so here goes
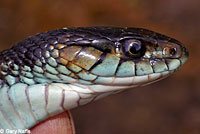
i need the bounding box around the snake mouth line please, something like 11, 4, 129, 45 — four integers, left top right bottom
92, 70, 173, 86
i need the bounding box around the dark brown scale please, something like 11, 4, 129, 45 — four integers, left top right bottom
41, 49, 47, 57
44, 35, 57, 44
57, 36, 70, 44
24, 43, 35, 48
23, 58, 33, 67
15, 47, 27, 54
50, 29, 66, 36
75, 40, 91, 45
3, 55, 11, 62
14, 58, 23, 65
32, 35, 41, 44
39, 41, 48, 49
25, 51, 34, 59
34, 48, 42, 58
17, 53, 25, 59
30, 46, 39, 52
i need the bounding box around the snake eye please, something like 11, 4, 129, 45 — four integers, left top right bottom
123, 39, 146, 58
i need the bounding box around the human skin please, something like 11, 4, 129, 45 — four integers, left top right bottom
30, 111, 75, 134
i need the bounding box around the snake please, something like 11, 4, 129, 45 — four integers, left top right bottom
0, 27, 188, 133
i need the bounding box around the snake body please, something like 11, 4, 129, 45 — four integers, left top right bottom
0, 27, 188, 133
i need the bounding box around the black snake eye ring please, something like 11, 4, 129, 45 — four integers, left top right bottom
123, 39, 146, 58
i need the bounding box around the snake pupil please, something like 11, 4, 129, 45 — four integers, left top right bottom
123, 39, 146, 58
129, 42, 142, 54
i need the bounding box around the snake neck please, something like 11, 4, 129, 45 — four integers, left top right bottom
0, 49, 72, 86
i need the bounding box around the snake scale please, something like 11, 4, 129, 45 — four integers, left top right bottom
0, 27, 188, 133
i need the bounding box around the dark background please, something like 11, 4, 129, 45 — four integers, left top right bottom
0, 0, 199, 134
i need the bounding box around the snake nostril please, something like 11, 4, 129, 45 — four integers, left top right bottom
169, 48, 176, 56
163, 46, 178, 57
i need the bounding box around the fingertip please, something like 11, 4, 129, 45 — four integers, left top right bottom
30, 111, 75, 134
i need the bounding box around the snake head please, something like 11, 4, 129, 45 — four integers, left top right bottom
0, 27, 188, 88
56, 27, 188, 88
